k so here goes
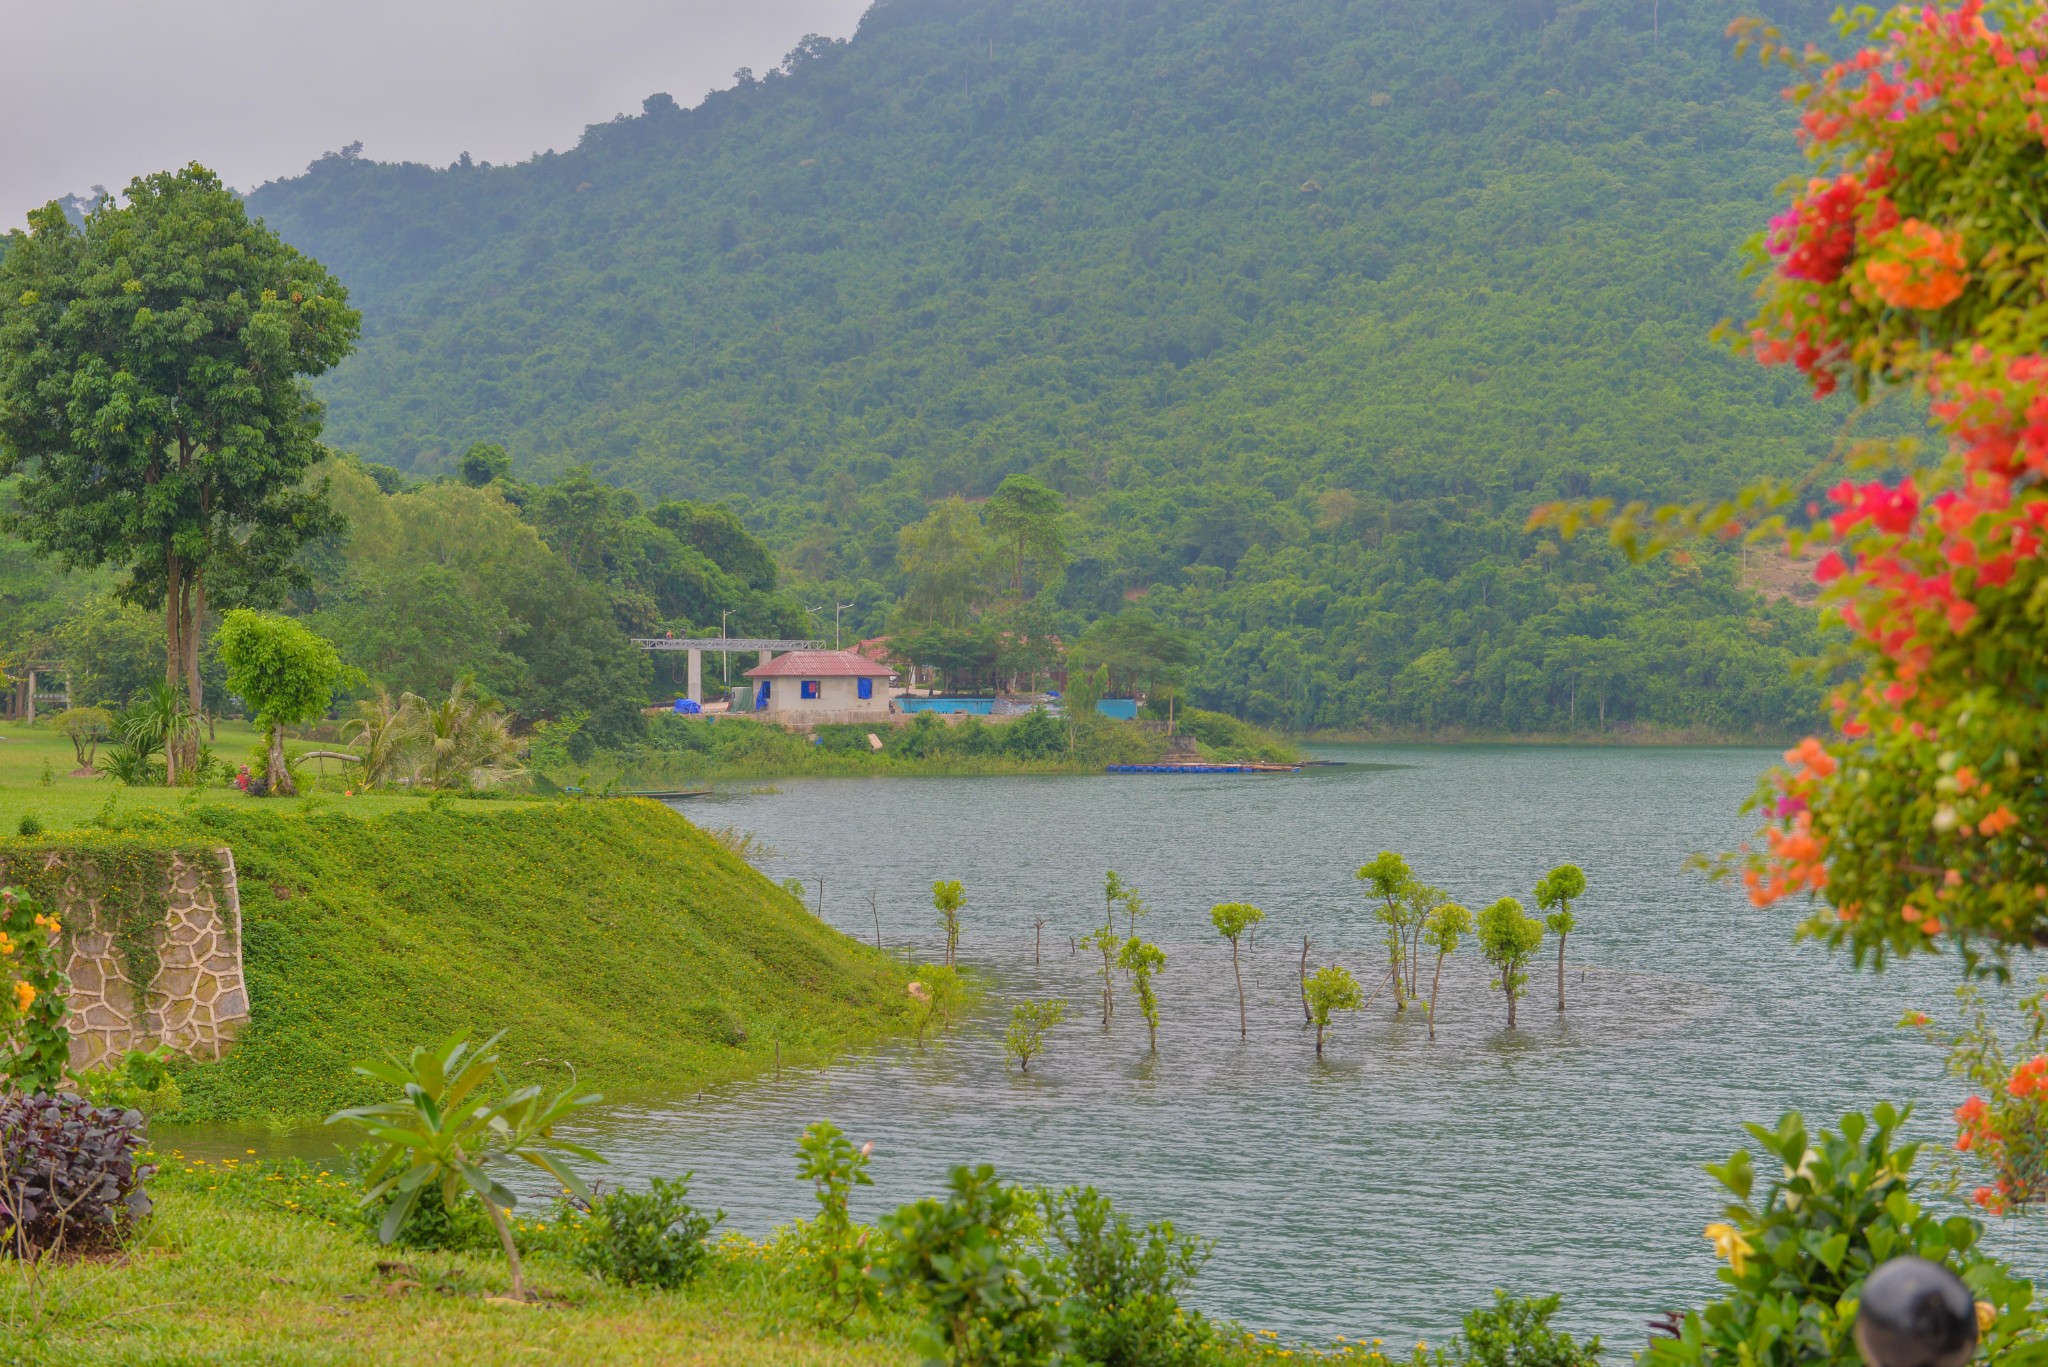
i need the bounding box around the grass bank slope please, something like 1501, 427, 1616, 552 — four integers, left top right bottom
150, 798, 909, 1124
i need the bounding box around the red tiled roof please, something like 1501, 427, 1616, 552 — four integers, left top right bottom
742, 649, 896, 679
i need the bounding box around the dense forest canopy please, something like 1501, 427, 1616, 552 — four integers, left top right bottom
224, 0, 1871, 734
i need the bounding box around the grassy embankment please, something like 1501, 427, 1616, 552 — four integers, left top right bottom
558, 708, 1301, 788
0, 721, 913, 1125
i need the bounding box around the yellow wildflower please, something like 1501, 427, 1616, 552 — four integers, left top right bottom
1704, 1221, 1754, 1276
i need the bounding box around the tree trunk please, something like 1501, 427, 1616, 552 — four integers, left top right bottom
1506, 976, 1518, 1030
1556, 934, 1568, 1012
1232, 939, 1246, 1039
183, 568, 205, 775
484, 1195, 527, 1301
1298, 937, 1311, 1023
1428, 953, 1447, 1041
1389, 941, 1407, 1011
1314, 1020, 1325, 1057
267, 722, 296, 797
163, 552, 184, 786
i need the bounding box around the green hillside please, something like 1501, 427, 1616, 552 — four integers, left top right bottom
81, 799, 914, 1124
245, 0, 1876, 737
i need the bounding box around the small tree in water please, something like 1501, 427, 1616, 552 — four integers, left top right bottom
1117, 938, 1166, 1051
1397, 881, 1447, 1001
907, 963, 965, 1049
1356, 851, 1414, 1010
1535, 864, 1586, 1013
1421, 902, 1472, 1041
1003, 999, 1067, 1072
932, 880, 965, 967
1081, 925, 1122, 1027
1303, 965, 1364, 1057
1476, 897, 1544, 1030
1210, 902, 1265, 1039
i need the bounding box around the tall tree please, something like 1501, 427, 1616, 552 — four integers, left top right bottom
932, 879, 966, 967
981, 473, 1065, 597
0, 166, 359, 781
895, 498, 991, 628
1535, 864, 1586, 1013
1421, 902, 1472, 1041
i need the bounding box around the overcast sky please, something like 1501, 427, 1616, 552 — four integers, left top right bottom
3, 0, 869, 229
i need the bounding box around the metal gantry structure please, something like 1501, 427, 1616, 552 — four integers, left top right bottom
629, 637, 821, 707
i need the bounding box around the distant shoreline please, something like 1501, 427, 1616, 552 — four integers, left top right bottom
1305, 726, 1795, 749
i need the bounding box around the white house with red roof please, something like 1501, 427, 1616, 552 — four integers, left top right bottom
742, 649, 897, 723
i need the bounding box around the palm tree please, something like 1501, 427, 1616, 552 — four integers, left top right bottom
417, 679, 521, 790
343, 690, 421, 789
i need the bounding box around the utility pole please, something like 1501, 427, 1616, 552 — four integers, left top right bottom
721, 609, 731, 684
834, 601, 855, 649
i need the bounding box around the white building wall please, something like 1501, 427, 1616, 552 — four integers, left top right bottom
762, 674, 892, 719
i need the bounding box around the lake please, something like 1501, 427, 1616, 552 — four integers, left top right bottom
579, 745, 2048, 1350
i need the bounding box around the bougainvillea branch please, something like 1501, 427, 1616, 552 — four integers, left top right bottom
1544, 1, 2048, 975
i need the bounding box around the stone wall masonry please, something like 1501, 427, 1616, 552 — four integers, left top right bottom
11, 847, 249, 1071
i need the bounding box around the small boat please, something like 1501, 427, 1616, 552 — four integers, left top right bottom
1104, 763, 1301, 775
628, 788, 714, 800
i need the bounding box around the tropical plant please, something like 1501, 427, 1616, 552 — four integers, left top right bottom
0, 1093, 154, 1258
53, 707, 112, 775
1303, 964, 1364, 1059
1476, 897, 1544, 1030
1902, 981, 2048, 1213
1117, 939, 1166, 1052
217, 610, 359, 798
1120, 888, 1150, 939
1003, 999, 1067, 1073
0, 165, 359, 782
1644, 1103, 2043, 1367
1082, 925, 1124, 1029
874, 1164, 1062, 1365
342, 689, 419, 789
933, 879, 965, 967
414, 678, 522, 790
1209, 902, 1265, 1040
1422, 902, 1473, 1042
1535, 864, 1586, 1013
326, 1031, 604, 1301
1357, 852, 1414, 1009
907, 963, 965, 1049
0, 888, 69, 1096
1040, 1184, 1215, 1367
794, 1119, 878, 1323
1396, 881, 1448, 1001
573, 1174, 721, 1289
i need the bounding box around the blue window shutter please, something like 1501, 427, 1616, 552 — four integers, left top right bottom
858, 677, 873, 700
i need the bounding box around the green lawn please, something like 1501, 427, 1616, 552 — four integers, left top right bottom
0, 718, 448, 835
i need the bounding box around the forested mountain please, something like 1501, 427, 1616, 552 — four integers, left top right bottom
245, 0, 1875, 736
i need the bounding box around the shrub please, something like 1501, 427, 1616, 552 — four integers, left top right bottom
1440, 1292, 1600, 1367
0, 1093, 153, 1257
71, 1046, 182, 1118
1042, 1185, 1215, 1367
794, 1120, 878, 1323
1645, 1103, 2042, 1366
13, 815, 40, 838
573, 1175, 721, 1289
0, 886, 71, 1095
876, 1164, 1064, 1364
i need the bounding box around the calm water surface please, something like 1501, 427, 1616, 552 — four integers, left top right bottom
204, 746, 2048, 1348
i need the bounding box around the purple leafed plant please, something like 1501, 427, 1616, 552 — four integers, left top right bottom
0, 1093, 154, 1258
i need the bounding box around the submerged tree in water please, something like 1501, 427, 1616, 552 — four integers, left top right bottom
1003, 999, 1067, 1073
1422, 902, 1472, 1041
1303, 964, 1364, 1058
1118, 938, 1166, 1051
1356, 851, 1414, 1010
1210, 902, 1265, 1040
1082, 924, 1123, 1028
1476, 897, 1545, 1030
932, 879, 965, 967
1536, 864, 1586, 1013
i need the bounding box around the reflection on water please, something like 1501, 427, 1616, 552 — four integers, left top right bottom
164, 746, 2048, 1347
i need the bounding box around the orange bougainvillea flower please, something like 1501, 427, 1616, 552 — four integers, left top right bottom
12, 979, 33, 1013
2009, 1056, 2048, 1099
1864, 219, 1969, 310
0, 931, 13, 957
32, 913, 59, 935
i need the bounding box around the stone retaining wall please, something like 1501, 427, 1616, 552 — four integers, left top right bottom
8, 847, 249, 1070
